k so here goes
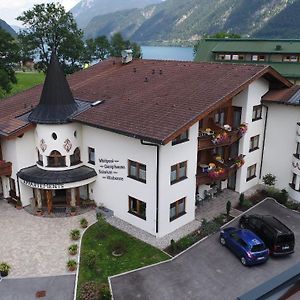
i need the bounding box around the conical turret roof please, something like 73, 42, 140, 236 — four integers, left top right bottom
28, 51, 78, 124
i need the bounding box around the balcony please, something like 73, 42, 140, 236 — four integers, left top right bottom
0, 160, 12, 177
198, 124, 247, 151
196, 154, 244, 186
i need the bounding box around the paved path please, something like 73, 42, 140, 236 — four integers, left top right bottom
0, 275, 75, 300
110, 199, 300, 300
0, 200, 96, 278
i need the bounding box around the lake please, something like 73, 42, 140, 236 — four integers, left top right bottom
141, 46, 194, 61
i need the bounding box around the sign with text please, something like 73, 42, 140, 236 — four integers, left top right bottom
22, 180, 65, 189
99, 158, 125, 181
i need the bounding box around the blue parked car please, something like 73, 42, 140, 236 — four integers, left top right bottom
220, 227, 269, 266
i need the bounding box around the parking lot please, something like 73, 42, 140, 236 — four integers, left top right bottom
110, 199, 300, 300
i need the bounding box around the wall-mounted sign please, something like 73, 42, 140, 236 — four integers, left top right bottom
99, 158, 125, 181
22, 180, 65, 189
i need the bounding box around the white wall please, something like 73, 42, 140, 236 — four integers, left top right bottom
82, 125, 157, 235
233, 78, 269, 193
262, 103, 300, 201
35, 123, 82, 169
1, 129, 36, 205
158, 123, 198, 237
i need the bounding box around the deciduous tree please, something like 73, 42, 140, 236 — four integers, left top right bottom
17, 2, 84, 73
0, 28, 20, 97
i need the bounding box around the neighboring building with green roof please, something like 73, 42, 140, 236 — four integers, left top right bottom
194, 39, 300, 83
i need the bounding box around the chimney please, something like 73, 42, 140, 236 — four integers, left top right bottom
121, 50, 133, 64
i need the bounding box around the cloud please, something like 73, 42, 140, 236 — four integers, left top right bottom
0, 0, 81, 26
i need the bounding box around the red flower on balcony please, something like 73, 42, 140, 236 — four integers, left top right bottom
208, 167, 226, 179
211, 131, 229, 145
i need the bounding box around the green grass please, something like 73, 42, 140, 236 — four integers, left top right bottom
6, 72, 45, 97
77, 219, 170, 297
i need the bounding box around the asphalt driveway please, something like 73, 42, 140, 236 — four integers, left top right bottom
110, 199, 300, 300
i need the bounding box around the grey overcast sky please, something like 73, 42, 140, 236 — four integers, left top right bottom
0, 0, 81, 26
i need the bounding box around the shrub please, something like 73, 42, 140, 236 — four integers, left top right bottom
83, 250, 97, 268
109, 240, 127, 255
267, 188, 288, 205
201, 219, 220, 236
262, 173, 276, 187
243, 199, 253, 209
67, 259, 77, 271
285, 200, 300, 210
176, 235, 196, 251
70, 229, 81, 241
170, 239, 177, 253
213, 214, 226, 226
0, 262, 11, 274
80, 218, 88, 228
239, 193, 245, 207
100, 283, 111, 300
79, 281, 101, 300
68, 244, 78, 255
226, 200, 231, 216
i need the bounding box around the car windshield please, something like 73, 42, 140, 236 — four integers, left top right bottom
251, 244, 266, 252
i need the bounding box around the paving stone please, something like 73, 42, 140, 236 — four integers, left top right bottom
0, 199, 96, 278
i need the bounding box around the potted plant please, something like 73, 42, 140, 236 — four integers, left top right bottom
70, 206, 77, 216
67, 259, 77, 271
70, 229, 81, 241
68, 244, 78, 256
35, 208, 43, 216
80, 218, 88, 228
15, 200, 22, 210
0, 262, 11, 277
239, 122, 248, 135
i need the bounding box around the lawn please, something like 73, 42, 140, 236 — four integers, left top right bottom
77, 218, 170, 298
4, 72, 45, 98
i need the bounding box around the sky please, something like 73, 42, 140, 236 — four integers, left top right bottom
0, 0, 81, 26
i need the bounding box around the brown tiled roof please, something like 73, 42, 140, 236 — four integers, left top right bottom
0, 58, 292, 142
262, 85, 300, 103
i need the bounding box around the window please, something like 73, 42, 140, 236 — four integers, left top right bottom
214, 108, 226, 126
172, 130, 189, 145
52, 132, 57, 140
232, 54, 244, 61
252, 55, 258, 61
249, 135, 259, 152
283, 55, 298, 62
88, 147, 95, 165
9, 177, 16, 192
47, 150, 66, 167
128, 196, 146, 220
170, 161, 187, 184
252, 105, 262, 121
70, 147, 81, 166
37, 149, 43, 166
128, 160, 146, 183
170, 198, 186, 221
247, 164, 256, 181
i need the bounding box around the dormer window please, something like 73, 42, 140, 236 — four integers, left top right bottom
47, 150, 66, 167
70, 147, 81, 166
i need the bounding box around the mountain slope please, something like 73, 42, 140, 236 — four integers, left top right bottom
0, 19, 16, 37
71, 0, 162, 28
84, 0, 300, 44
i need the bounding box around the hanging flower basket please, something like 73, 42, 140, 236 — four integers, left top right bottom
239, 123, 248, 135
234, 154, 245, 168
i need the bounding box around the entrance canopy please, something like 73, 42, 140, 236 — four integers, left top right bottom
18, 165, 97, 189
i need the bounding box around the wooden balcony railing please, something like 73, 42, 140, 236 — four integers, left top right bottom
0, 161, 12, 177
198, 128, 243, 150
196, 155, 244, 186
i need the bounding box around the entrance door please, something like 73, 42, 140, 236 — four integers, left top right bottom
53, 189, 67, 206
228, 171, 237, 190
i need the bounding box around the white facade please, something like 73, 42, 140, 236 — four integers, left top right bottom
233, 78, 269, 193
262, 103, 300, 202
2, 74, 296, 237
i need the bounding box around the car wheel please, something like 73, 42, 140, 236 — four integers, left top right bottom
240, 257, 247, 266
240, 222, 245, 229
220, 237, 226, 246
